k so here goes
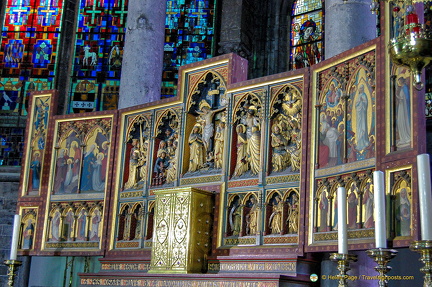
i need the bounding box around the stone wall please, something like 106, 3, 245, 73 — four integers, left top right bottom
0, 167, 20, 286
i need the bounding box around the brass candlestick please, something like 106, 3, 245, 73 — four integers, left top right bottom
3, 260, 22, 287
410, 240, 432, 287
330, 253, 358, 287
366, 248, 398, 287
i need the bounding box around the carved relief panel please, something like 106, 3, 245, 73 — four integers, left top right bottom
183, 71, 228, 181
230, 91, 265, 179
121, 112, 152, 192
151, 107, 182, 187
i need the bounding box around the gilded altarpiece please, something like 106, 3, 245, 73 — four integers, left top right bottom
267, 81, 303, 184
114, 110, 153, 250
151, 107, 183, 188
42, 114, 115, 251
181, 65, 229, 186
223, 75, 305, 248
309, 46, 378, 249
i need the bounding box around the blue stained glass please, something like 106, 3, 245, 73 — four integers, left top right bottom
162, 0, 216, 98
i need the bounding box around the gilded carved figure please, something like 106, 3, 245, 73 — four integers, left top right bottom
271, 85, 302, 173
188, 124, 206, 172
196, 99, 226, 155
124, 139, 141, 189
214, 121, 226, 169
229, 197, 242, 236
233, 124, 249, 177
287, 193, 299, 233
165, 141, 179, 184
271, 124, 289, 172
246, 196, 259, 235
152, 111, 180, 186
269, 195, 283, 234
243, 106, 261, 175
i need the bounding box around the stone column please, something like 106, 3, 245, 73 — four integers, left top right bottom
118, 0, 167, 109
218, 0, 252, 59
325, 0, 376, 59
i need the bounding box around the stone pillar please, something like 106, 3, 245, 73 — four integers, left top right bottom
325, 0, 376, 59
218, 0, 252, 59
118, 0, 167, 109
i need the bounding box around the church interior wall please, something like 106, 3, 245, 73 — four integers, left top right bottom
9, 28, 430, 285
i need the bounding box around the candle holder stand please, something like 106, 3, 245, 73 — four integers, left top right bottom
3, 259, 22, 287
410, 240, 432, 287
365, 248, 398, 287
330, 253, 358, 287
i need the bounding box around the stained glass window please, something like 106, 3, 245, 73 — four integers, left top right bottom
1, 0, 64, 166
162, 0, 216, 98
68, 0, 128, 113
1, 0, 64, 113
290, 0, 323, 70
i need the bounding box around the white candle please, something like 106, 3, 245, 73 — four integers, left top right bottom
417, 154, 432, 240
337, 187, 348, 254
10, 214, 21, 261
373, 171, 387, 248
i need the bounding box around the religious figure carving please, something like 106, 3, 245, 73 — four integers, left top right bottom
154, 150, 170, 185
233, 124, 249, 177
134, 206, 143, 239
139, 139, 149, 181
246, 196, 259, 235
214, 121, 226, 169
288, 119, 302, 172
271, 124, 289, 172
229, 200, 242, 236
243, 106, 261, 175
188, 124, 206, 172
287, 193, 299, 233
165, 141, 179, 184
269, 195, 283, 234
124, 139, 141, 189
195, 99, 226, 156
